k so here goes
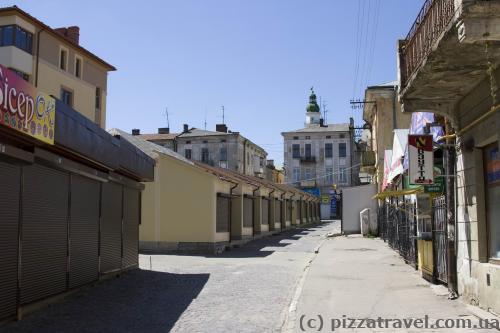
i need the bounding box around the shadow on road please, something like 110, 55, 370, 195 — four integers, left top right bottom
4, 269, 209, 333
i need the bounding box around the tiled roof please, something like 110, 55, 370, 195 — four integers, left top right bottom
282, 123, 350, 134
137, 133, 178, 141
108, 129, 193, 165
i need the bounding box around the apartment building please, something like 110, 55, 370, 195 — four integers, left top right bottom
135, 124, 268, 178
0, 6, 115, 127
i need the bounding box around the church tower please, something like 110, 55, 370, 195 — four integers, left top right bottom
305, 87, 322, 127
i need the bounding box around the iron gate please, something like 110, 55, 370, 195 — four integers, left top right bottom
433, 195, 448, 284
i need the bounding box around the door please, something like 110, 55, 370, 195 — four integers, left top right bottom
0, 160, 20, 320
261, 198, 269, 226
243, 197, 253, 229
216, 195, 230, 233
69, 174, 100, 288
21, 164, 69, 304
100, 181, 123, 274
484, 142, 500, 261
433, 195, 448, 283
123, 187, 140, 269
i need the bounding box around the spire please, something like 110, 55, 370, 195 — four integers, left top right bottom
306, 87, 320, 113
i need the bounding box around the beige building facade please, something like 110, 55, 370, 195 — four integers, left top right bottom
0, 6, 115, 128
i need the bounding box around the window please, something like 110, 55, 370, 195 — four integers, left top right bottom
325, 167, 333, 184
293, 136, 299, 140
483, 142, 500, 260
186, 141, 191, 144
305, 136, 310, 140
202, 140, 208, 143
75, 57, 82, 78
304, 168, 312, 180
339, 167, 347, 183
221, 139, 226, 143
9, 68, 29, 81
305, 144, 311, 158
293, 168, 300, 182
339, 142, 347, 158
201, 148, 209, 163
0, 25, 32, 53
60, 48, 68, 70
185, 149, 192, 159
60, 88, 72, 106
325, 143, 333, 158
292, 144, 300, 158
220, 147, 227, 161
95, 87, 101, 109
326, 135, 331, 139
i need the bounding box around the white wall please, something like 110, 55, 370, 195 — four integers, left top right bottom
341, 184, 377, 234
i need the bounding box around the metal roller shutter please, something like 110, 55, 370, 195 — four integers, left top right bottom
69, 174, 100, 289
0, 160, 20, 320
288, 201, 293, 222
122, 187, 140, 269
100, 182, 123, 274
275, 199, 282, 225
216, 196, 230, 232
21, 164, 69, 305
243, 197, 253, 228
262, 198, 269, 225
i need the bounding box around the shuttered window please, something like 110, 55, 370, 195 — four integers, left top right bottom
100, 181, 123, 274
216, 195, 230, 232
123, 187, 140, 269
262, 198, 269, 225
243, 197, 253, 228
0, 160, 20, 320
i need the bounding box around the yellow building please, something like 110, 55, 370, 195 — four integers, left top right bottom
110, 129, 320, 254
0, 6, 115, 127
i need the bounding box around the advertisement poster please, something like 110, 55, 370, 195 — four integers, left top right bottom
408, 135, 434, 185
0, 65, 55, 145
485, 144, 500, 185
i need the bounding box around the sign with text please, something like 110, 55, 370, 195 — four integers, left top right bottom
408, 134, 433, 185
0, 65, 55, 144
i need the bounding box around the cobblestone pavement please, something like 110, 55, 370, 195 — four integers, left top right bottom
2, 221, 339, 333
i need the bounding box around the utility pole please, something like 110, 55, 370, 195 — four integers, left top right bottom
165, 107, 170, 128
322, 100, 328, 124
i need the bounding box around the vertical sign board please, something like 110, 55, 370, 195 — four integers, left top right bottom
408, 135, 434, 185
0, 65, 55, 144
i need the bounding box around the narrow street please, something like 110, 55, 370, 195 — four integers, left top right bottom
4, 221, 493, 333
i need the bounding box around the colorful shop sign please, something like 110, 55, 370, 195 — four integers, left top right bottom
0, 65, 55, 145
408, 135, 434, 185
484, 143, 500, 185
302, 187, 320, 197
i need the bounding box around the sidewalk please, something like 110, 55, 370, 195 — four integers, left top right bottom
290, 235, 497, 332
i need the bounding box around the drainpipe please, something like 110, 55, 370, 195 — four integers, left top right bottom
252, 185, 260, 237
445, 119, 458, 298
392, 86, 397, 130
280, 192, 286, 230
34, 28, 45, 87
268, 188, 275, 231
229, 182, 239, 243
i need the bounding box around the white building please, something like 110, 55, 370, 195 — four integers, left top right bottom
282, 89, 356, 219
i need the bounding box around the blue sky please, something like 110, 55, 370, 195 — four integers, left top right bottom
13, 0, 424, 165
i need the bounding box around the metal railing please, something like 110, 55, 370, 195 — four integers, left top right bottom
400, 0, 456, 87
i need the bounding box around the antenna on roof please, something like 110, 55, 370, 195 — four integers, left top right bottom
165, 107, 170, 128
221, 105, 225, 125
204, 108, 207, 130
322, 100, 328, 124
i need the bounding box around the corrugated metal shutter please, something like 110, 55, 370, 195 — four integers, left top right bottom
122, 187, 140, 269
261, 198, 269, 225
243, 197, 253, 228
288, 201, 293, 222
216, 196, 230, 232
69, 174, 100, 289
100, 181, 123, 274
0, 160, 20, 320
21, 164, 69, 305
275, 199, 282, 225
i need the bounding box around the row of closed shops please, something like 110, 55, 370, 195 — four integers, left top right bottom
113, 129, 321, 254
0, 100, 154, 321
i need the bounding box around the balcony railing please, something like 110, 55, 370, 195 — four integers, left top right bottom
300, 156, 316, 163
400, 0, 455, 87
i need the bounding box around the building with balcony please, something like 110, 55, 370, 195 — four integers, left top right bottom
134, 123, 268, 178
0, 6, 115, 128
398, 0, 500, 314
362, 81, 411, 192
282, 88, 356, 219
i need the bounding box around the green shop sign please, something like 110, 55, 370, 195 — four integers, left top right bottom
404, 167, 444, 194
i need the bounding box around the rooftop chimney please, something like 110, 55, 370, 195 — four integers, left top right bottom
183, 124, 189, 133
131, 129, 140, 136
216, 124, 228, 133
54, 26, 80, 45
158, 127, 170, 134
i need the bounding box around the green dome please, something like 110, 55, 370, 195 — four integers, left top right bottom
306, 87, 320, 112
